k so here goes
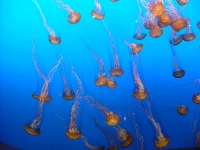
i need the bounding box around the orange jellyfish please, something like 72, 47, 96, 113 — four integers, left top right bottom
24, 36, 63, 136
113, 125, 134, 148
124, 40, 143, 55
169, 43, 185, 78
66, 65, 82, 140
92, 0, 104, 20
81, 136, 105, 150
177, 105, 188, 115
104, 24, 124, 77
106, 77, 117, 88
140, 100, 170, 148
197, 22, 200, 29
158, 12, 172, 28
149, 15, 163, 38
32, 0, 61, 45
176, 0, 188, 6
54, 0, 81, 24
193, 93, 200, 104
133, 0, 147, 40
182, 22, 196, 41
132, 54, 148, 100
170, 30, 183, 45
166, 0, 188, 31
85, 95, 120, 126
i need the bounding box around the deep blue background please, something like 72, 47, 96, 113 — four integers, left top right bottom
0, 0, 200, 150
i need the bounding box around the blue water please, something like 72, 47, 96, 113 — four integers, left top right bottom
0, 0, 200, 150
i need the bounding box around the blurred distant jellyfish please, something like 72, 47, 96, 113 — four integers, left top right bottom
54, 0, 81, 24
32, 0, 61, 45
81, 136, 105, 150
124, 40, 143, 54
182, 22, 196, 41
24, 36, 63, 136
85, 95, 120, 126
193, 118, 200, 147
197, 22, 200, 29
113, 125, 134, 148
170, 30, 183, 45
132, 54, 148, 100
110, 0, 118, 2
66, 65, 82, 140
133, 0, 147, 40
192, 93, 200, 104
106, 77, 117, 88
166, 0, 188, 31
140, 100, 170, 148
104, 23, 124, 77
92, 0, 104, 20
177, 105, 188, 115
176, 0, 189, 6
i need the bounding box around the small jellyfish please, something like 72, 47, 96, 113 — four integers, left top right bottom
106, 77, 117, 88
54, 0, 81, 24
66, 65, 83, 140
81, 135, 105, 150
197, 22, 200, 29
32, 0, 61, 45
170, 30, 183, 45
114, 125, 134, 148
111, 0, 118, 2
92, 0, 104, 20
177, 105, 188, 115
24, 36, 63, 136
149, 15, 163, 38
104, 23, 124, 77
182, 22, 196, 41
192, 93, 200, 104
85, 95, 120, 126
176, 0, 188, 6
124, 40, 143, 55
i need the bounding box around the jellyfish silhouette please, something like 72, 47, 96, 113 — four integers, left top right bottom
54, 0, 81, 24
32, 0, 61, 44
24, 35, 63, 136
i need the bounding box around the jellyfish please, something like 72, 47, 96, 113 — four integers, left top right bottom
177, 105, 188, 115
106, 77, 117, 88
166, 0, 188, 31
169, 43, 185, 78
197, 22, 200, 29
133, 0, 147, 40
32, 0, 61, 45
104, 23, 124, 77
113, 125, 134, 148
84, 95, 120, 126
176, 0, 189, 6
92, 0, 104, 20
54, 0, 81, 24
192, 93, 200, 104
182, 22, 196, 41
132, 54, 148, 100
110, 0, 118, 2
24, 36, 63, 136
81, 136, 105, 150
170, 30, 183, 45
124, 40, 143, 55
193, 118, 200, 147
66, 65, 82, 140
140, 100, 170, 148
158, 12, 173, 27
149, 15, 163, 38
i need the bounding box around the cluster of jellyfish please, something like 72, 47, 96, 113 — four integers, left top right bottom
24, 0, 200, 149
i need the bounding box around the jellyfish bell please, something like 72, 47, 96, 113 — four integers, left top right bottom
157, 21, 168, 28
68, 12, 81, 24
158, 12, 172, 27
182, 33, 196, 41
154, 137, 170, 148
110, 68, 124, 77
106, 78, 117, 88
171, 18, 188, 31
95, 76, 107, 86
133, 33, 147, 40
66, 127, 81, 140
177, 105, 188, 115
92, 10, 105, 20
150, 2, 165, 17
192, 93, 200, 104
133, 91, 148, 100
170, 35, 183, 45
149, 26, 163, 38
130, 44, 143, 54
176, 0, 188, 6
120, 133, 134, 148
144, 21, 152, 29
106, 112, 120, 126
24, 123, 41, 136
48, 35, 61, 45
63, 90, 75, 100
32, 93, 52, 102
172, 69, 185, 78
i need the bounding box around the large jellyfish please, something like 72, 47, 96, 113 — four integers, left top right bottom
92, 0, 104, 20
104, 23, 124, 77
169, 43, 185, 78
113, 125, 134, 148
54, 0, 81, 24
140, 100, 170, 148
132, 54, 148, 100
81, 136, 105, 150
24, 35, 63, 136
32, 0, 61, 45
124, 40, 143, 55
66, 65, 83, 140
84, 95, 120, 126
